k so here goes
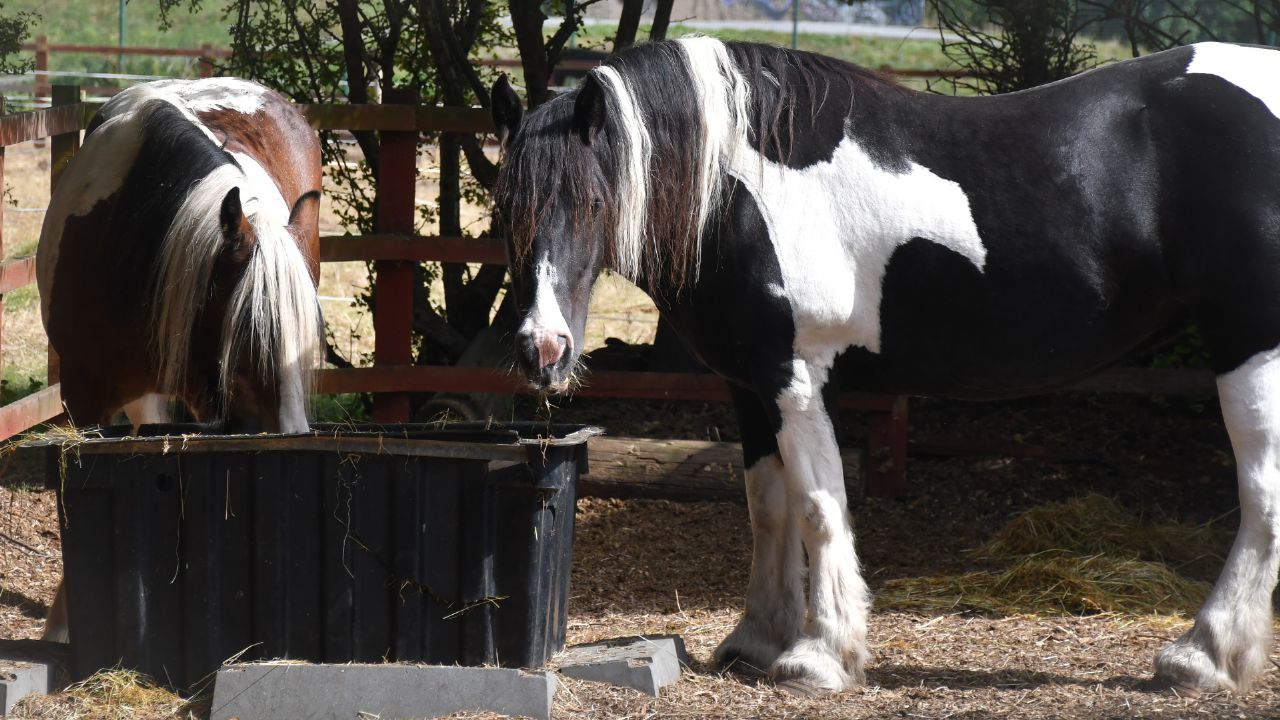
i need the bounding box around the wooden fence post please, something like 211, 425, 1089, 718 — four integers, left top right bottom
46, 84, 80, 389
864, 396, 909, 499
33, 34, 49, 104
198, 43, 215, 78
372, 88, 418, 423
0, 96, 6, 388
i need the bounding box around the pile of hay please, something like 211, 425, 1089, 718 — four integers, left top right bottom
879, 494, 1225, 617
11, 668, 205, 720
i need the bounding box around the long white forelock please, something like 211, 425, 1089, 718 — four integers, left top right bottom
219, 215, 321, 414
152, 163, 320, 413
676, 36, 752, 277
593, 65, 652, 282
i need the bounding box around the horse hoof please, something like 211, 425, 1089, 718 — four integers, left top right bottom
715, 621, 785, 676
771, 637, 863, 692
776, 677, 828, 697
1138, 675, 1201, 696
716, 652, 770, 678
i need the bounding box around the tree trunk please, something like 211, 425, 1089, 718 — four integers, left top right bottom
508, 0, 553, 106
650, 0, 675, 41
615, 0, 645, 51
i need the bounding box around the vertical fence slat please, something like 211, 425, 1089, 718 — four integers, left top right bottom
46, 84, 80, 390
372, 90, 418, 423
0, 96, 6, 389
198, 43, 214, 78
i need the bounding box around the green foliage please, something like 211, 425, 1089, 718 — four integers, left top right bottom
1, 374, 43, 404
10, 0, 225, 77
0, 1, 33, 74
1147, 325, 1212, 371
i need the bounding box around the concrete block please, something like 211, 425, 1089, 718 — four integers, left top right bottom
210, 662, 555, 720
557, 635, 686, 696
0, 639, 70, 716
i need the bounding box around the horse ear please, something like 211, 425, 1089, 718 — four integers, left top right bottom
491, 75, 523, 149
219, 187, 256, 258
572, 74, 607, 146
288, 190, 321, 228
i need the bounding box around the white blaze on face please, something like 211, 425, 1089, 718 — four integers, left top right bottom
1187, 42, 1280, 120
521, 259, 574, 368
731, 134, 986, 359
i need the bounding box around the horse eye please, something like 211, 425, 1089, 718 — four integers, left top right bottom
590, 198, 603, 216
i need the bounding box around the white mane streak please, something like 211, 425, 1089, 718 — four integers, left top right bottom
593, 65, 652, 281
676, 36, 752, 276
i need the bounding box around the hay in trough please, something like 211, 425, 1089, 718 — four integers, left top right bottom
10, 668, 203, 720
877, 494, 1220, 618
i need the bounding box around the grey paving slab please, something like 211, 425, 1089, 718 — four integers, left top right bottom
557, 635, 687, 696
0, 640, 70, 717
210, 662, 555, 720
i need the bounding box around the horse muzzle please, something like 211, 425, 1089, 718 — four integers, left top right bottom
516, 328, 575, 393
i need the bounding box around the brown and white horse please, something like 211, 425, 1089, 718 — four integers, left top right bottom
36, 77, 324, 641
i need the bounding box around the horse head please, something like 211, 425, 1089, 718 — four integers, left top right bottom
492, 77, 609, 393
195, 183, 320, 434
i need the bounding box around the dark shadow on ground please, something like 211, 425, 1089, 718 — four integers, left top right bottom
0, 589, 49, 619
868, 663, 1149, 692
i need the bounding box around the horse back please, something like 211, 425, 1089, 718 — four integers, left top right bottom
851, 43, 1280, 394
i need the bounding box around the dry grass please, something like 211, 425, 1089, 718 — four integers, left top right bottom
11, 668, 206, 720
881, 553, 1210, 617
879, 494, 1221, 618
980, 493, 1225, 568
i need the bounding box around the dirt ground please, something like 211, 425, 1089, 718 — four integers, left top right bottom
3, 391, 1280, 718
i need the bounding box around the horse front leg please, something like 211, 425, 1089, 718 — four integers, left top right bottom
716, 387, 805, 674
1156, 348, 1280, 692
770, 359, 870, 692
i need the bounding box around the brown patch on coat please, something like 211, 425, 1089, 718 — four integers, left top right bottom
196, 89, 322, 281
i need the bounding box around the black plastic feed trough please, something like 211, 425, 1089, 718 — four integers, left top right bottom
35, 422, 599, 690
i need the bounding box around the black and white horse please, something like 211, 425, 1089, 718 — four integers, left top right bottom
492, 38, 1280, 694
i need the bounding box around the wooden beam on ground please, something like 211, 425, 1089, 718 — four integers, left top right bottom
580, 436, 861, 503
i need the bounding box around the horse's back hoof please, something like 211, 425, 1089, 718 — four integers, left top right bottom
717, 653, 769, 678
776, 677, 829, 697
1139, 675, 1202, 696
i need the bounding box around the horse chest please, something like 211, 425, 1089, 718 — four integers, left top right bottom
729, 137, 987, 361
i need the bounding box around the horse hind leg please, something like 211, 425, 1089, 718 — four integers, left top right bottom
41, 581, 68, 643
715, 388, 805, 674
1155, 346, 1280, 692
